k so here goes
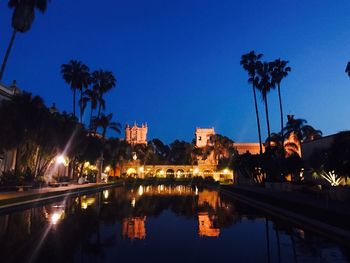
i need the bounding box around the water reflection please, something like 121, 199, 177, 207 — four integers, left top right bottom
0, 185, 348, 263
122, 217, 146, 240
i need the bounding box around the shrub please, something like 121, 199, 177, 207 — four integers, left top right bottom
0, 170, 24, 186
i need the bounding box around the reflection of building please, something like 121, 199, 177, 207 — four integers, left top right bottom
122, 217, 146, 240
198, 212, 220, 237
125, 123, 147, 145
198, 190, 219, 209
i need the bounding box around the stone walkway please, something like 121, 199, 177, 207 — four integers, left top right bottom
0, 183, 100, 201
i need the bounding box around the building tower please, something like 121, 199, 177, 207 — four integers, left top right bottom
125, 123, 148, 145
195, 127, 215, 148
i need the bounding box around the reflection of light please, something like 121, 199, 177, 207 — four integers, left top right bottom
194, 168, 199, 174
138, 185, 144, 196
103, 190, 109, 199
195, 186, 198, 195
81, 196, 95, 209
50, 210, 64, 225
131, 198, 136, 207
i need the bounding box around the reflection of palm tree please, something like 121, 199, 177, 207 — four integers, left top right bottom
240, 51, 263, 154
0, 0, 50, 80
265, 219, 271, 263
274, 223, 281, 263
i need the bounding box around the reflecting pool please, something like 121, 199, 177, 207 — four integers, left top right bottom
0, 185, 348, 263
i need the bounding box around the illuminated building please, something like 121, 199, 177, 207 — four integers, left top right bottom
195, 127, 215, 148
125, 123, 148, 145
234, 142, 263, 155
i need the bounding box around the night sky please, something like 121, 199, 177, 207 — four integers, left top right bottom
0, 0, 350, 143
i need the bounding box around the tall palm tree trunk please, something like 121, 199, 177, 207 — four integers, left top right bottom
95, 103, 102, 133
89, 106, 93, 130
79, 90, 83, 123
264, 96, 272, 148
252, 85, 263, 154
72, 87, 76, 118
97, 102, 102, 119
277, 83, 284, 146
0, 30, 17, 81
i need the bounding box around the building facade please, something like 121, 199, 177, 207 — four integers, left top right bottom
125, 123, 148, 145
0, 81, 21, 174
195, 127, 215, 148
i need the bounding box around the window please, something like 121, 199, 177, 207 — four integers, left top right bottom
198, 136, 202, 141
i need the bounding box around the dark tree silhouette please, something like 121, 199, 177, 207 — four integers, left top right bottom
91, 70, 116, 119
270, 59, 291, 142
240, 51, 264, 154
255, 62, 274, 148
61, 60, 90, 120
0, 0, 50, 80
283, 115, 322, 142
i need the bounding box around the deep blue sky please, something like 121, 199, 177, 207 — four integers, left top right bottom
1, 0, 350, 143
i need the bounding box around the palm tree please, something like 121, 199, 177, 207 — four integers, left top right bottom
61, 60, 90, 120
255, 62, 274, 148
91, 70, 116, 119
80, 88, 98, 129
92, 113, 121, 183
270, 59, 291, 142
92, 113, 121, 140
345, 62, 350, 78
0, 0, 49, 81
240, 51, 264, 155
284, 115, 322, 142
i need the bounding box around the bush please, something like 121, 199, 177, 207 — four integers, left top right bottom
0, 170, 24, 186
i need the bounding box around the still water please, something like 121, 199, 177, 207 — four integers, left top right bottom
0, 185, 348, 263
